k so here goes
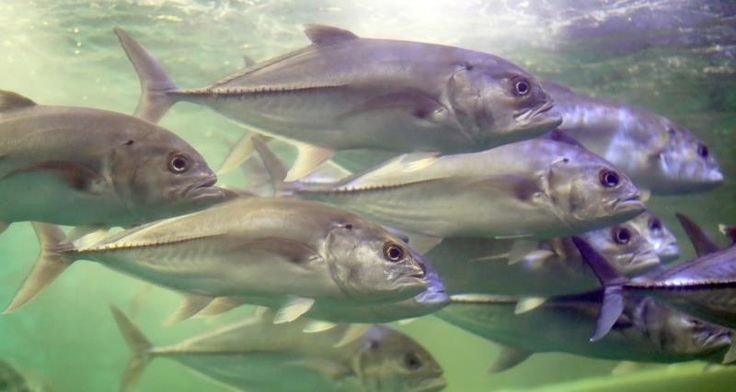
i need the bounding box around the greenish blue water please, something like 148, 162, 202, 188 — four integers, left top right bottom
0, 1, 734, 391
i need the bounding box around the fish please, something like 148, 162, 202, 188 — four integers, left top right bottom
428, 210, 671, 297
0, 360, 55, 392
572, 220, 736, 363
0, 90, 229, 234
110, 306, 446, 392
197, 257, 448, 324
262, 137, 644, 244
114, 25, 562, 179
542, 82, 723, 194
4, 197, 430, 321
436, 293, 731, 372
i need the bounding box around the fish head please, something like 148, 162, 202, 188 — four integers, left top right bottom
637, 298, 731, 355
352, 326, 446, 392
629, 210, 680, 263
546, 148, 645, 230
448, 58, 562, 147
369, 261, 449, 322
109, 127, 229, 222
649, 120, 723, 193
324, 219, 429, 303
577, 217, 661, 275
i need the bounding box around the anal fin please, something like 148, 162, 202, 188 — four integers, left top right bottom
273, 297, 315, 324
163, 294, 215, 326
489, 347, 531, 373
285, 143, 334, 182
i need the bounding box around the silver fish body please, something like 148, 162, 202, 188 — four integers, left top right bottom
428, 210, 667, 297
5, 197, 429, 313
437, 294, 730, 367
544, 81, 723, 194
115, 25, 561, 154
292, 139, 644, 239
0, 90, 226, 229
111, 307, 446, 392
630, 246, 736, 329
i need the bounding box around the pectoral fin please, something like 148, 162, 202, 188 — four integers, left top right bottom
3, 160, 104, 193
273, 297, 315, 324
489, 347, 531, 373
285, 143, 334, 182
338, 91, 449, 126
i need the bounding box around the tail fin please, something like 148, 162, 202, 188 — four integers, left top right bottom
571, 237, 627, 342
113, 27, 177, 123
4, 223, 74, 313
675, 213, 720, 257
110, 305, 154, 392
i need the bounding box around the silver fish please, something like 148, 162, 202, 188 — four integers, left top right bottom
428, 210, 670, 297
198, 258, 448, 324
543, 81, 723, 194
572, 221, 736, 363
436, 294, 730, 372
4, 197, 429, 319
114, 25, 561, 179
0, 90, 227, 234
277, 138, 644, 241
111, 306, 446, 392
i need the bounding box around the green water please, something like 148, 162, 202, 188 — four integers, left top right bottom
0, 1, 734, 391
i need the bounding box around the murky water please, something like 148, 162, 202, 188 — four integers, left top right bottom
0, 1, 734, 391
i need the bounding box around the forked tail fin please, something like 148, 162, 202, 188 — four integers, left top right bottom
113, 27, 177, 123
110, 305, 154, 392
572, 237, 627, 342
4, 223, 74, 313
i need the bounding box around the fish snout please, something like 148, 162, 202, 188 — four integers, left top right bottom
184, 174, 224, 200
629, 250, 661, 273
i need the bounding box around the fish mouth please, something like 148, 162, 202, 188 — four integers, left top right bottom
629, 251, 661, 273
185, 175, 223, 200
514, 100, 563, 133
612, 195, 646, 215
413, 376, 447, 392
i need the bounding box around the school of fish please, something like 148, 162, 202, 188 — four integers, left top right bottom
0, 23, 731, 391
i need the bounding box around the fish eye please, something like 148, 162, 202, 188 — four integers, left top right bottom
403, 352, 423, 370
599, 169, 620, 188
383, 242, 405, 262
612, 227, 632, 245
649, 218, 662, 231
697, 143, 709, 158
168, 153, 190, 173
513, 79, 530, 96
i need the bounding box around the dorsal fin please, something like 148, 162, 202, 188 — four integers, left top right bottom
304, 25, 359, 45
0, 90, 36, 112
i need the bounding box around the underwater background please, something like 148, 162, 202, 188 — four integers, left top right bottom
0, 0, 734, 391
